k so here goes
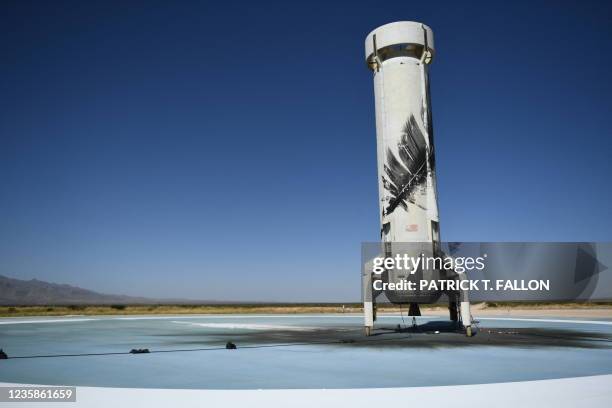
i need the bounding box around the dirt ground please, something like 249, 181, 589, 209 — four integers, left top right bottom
1, 303, 611, 318
416, 304, 612, 319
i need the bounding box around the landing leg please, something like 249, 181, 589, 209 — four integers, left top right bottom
458, 273, 475, 337
363, 272, 374, 336
449, 300, 458, 322
461, 301, 474, 337
364, 301, 374, 336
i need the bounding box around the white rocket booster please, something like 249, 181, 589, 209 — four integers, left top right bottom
365, 21, 439, 245
363, 21, 473, 336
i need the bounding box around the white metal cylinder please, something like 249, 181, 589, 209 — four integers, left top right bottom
365, 21, 439, 245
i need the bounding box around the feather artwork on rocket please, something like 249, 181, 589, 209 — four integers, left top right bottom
382, 114, 430, 217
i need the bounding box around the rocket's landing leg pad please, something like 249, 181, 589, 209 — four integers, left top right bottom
465, 325, 479, 337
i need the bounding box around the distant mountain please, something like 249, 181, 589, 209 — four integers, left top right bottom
0, 275, 153, 305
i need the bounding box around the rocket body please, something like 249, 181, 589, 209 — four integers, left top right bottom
366, 21, 439, 244
366, 22, 442, 304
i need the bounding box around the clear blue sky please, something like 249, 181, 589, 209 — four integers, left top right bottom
1, 0, 611, 301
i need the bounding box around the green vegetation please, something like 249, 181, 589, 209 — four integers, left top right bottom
0, 301, 610, 317
482, 301, 612, 308
0, 304, 368, 317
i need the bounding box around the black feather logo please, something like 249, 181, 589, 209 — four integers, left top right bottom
382, 114, 429, 216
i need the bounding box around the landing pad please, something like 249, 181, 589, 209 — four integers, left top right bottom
1, 314, 611, 389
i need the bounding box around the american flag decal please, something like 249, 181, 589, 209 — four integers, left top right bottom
406, 224, 419, 232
